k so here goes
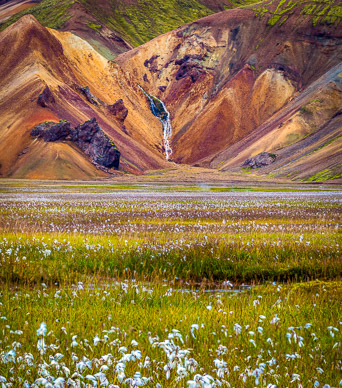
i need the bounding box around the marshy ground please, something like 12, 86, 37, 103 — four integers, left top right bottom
0, 181, 341, 386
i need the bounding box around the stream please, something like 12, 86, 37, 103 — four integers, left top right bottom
139, 86, 173, 160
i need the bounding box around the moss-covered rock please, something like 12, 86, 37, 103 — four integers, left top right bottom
242, 152, 277, 169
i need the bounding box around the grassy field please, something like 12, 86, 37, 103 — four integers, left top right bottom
0, 182, 341, 386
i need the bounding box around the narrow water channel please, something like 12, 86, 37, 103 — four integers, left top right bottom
139, 86, 173, 160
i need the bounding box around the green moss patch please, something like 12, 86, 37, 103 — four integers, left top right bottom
87, 21, 102, 32
306, 166, 342, 182
254, 0, 342, 28
0, 0, 75, 32
78, 0, 261, 47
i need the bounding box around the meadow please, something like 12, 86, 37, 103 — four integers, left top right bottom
0, 182, 341, 387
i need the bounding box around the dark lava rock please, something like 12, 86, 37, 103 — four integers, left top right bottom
176, 62, 204, 82
108, 99, 128, 122
230, 26, 240, 41
72, 118, 120, 169
175, 54, 204, 66
31, 118, 120, 170
79, 86, 103, 105
175, 55, 205, 83
31, 122, 53, 138
37, 86, 55, 107
242, 152, 276, 169
31, 121, 71, 142
144, 55, 160, 73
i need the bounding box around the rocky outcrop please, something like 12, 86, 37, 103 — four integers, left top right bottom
30, 121, 71, 142
108, 99, 128, 122
37, 86, 55, 107
242, 152, 276, 169
71, 118, 120, 169
79, 86, 103, 105
144, 55, 160, 73
107, 99, 129, 135
31, 118, 120, 169
78, 84, 130, 135
175, 55, 206, 83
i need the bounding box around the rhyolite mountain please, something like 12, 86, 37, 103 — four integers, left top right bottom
0, 0, 341, 181
117, 0, 342, 181
0, 14, 171, 178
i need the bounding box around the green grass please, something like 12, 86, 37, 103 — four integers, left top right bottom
0, 280, 341, 386
87, 21, 102, 32
253, 0, 342, 28
0, 184, 341, 385
0, 186, 341, 285
0, 0, 75, 32
305, 167, 342, 182
0, 232, 341, 286
297, 133, 342, 162
0, 0, 262, 46
299, 105, 313, 115
78, 0, 216, 47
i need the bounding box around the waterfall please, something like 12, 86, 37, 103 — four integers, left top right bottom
139, 86, 173, 161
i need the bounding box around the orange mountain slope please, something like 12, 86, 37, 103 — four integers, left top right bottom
117, 0, 342, 181
0, 15, 170, 179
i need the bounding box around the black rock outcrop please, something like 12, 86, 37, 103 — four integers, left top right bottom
37, 86, 55, 107
175, 55, 206, 83
71, 118, 120, 169
30, 121, 71, 142
108, 99, 128, 122
107, 99, 129, 135
79, 86, 104, 105
31, 118, 120, 170
242, 152, 276, 169
144, 55, 160, 73
76, 85, 130, 136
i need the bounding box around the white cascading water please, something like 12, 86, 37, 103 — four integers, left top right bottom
139, 86, 172, 160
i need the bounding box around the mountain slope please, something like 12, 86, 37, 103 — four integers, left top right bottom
117, 0, 342, 181
0, 15, 170, 179
0, 0, 341, 181
0, 0, 261, 59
